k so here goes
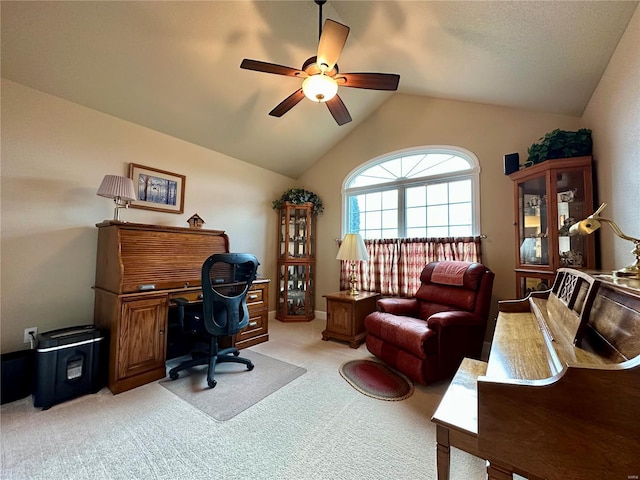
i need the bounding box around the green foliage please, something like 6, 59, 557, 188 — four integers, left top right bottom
527, 128, 592, 165
272, 188, 324, 214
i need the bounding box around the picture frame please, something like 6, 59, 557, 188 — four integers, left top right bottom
128, 163, 185, 214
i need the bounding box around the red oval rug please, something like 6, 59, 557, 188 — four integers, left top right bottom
339, 360, 414, 401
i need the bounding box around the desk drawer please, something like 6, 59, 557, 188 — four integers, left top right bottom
241, 314, 265, 336
236, 312, 268, 348
246, 285, 265, 309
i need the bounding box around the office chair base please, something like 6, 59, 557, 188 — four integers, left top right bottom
168, 351, 255, 389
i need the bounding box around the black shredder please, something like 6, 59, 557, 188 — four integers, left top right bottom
33, 325, 106, 410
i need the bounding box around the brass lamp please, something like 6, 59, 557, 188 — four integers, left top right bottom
336, 233, 369, 295
570, 203, 640, 279
97, 175, 137, 222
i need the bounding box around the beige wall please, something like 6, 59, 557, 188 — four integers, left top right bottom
0, 79, 294, 353
299, 97, 583, 335
582, 5, 640, 273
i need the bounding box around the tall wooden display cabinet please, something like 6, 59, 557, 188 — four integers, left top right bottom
276, 202, 316, 321
509, 156, 596, 298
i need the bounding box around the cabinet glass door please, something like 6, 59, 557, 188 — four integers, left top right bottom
518, 175, 549, 267
279, 205, 313, 259
555, 169, 589, 268
277, 263, 314, 321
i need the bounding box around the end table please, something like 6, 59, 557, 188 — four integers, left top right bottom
322, 291, 380, 348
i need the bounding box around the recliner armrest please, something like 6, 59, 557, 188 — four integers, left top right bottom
377, 297, 420, 316
426, 310, 481, 328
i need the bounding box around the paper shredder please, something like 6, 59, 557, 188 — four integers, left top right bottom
33, 325, 106, 410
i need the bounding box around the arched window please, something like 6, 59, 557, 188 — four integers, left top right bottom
342, 146, 481, 239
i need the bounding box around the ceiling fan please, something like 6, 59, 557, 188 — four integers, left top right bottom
240, 0, 400, 126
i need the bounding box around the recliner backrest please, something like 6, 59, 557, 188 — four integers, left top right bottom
201, 253, 259, 337
414, 261, 493, 320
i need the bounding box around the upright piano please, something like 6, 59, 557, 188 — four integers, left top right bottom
431, 268, 640, 480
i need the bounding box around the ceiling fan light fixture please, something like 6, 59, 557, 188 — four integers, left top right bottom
302, 74, 338, 103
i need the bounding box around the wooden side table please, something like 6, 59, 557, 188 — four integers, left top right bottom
322, 291, 380, 348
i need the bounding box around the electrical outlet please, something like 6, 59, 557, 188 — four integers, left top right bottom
24, 327, 37, 344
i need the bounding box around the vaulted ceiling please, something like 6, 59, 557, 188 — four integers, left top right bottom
2, 1, 637, 178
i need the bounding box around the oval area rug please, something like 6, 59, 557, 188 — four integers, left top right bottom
339, 359, 414, 401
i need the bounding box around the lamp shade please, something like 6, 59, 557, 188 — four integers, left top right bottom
302, 74, 338, 103
570, 218, 602, 235
97, 175, 136, 201
336, 233, 369, 261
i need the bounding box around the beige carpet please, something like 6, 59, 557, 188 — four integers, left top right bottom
1, 318, 490, 480
161, 350, 306, 421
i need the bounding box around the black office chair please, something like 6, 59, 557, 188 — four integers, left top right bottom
168, 253, 259, 388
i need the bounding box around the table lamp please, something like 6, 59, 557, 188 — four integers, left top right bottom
336, 233, 369, 295
570, 202, 640, 279
97, 175, 137, 222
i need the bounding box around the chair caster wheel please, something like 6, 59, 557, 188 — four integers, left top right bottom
169, 372, 179, 380
233, 350, 240, 356
207, 379, 217, 388
247, 363, 254, 371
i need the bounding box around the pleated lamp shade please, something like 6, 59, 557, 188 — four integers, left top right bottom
96, 175, 136, 201
336, 233, 369, 261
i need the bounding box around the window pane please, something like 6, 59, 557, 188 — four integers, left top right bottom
381, 209, 398, 229
365, 211, 381, 229
365, 191, 382, 211
406, 206, 426, 228
348, 195, 363, 232
381, 189, 398, 208
427, 205, 448, 226
450, 202, 472, 226
449, 179, 471, 203
381, 228, 399, 239
427, 226, 449, 237
450, 225, 472, 236
406, 186, 426, 207
407, 227, 426, 238
427, 183, 448, 205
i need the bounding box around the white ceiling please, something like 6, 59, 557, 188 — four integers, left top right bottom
2, 1, 637, 178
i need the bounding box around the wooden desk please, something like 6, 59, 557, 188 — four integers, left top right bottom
93, 221, 269, 394
322, 291, 380, 348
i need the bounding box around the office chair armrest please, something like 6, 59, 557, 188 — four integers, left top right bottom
171, 297, 191, 328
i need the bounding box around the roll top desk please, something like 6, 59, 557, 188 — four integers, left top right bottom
93, 221, 269, 394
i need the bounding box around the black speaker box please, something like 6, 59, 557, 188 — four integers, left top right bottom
504, 153, 520, 175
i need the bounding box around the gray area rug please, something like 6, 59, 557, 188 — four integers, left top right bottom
161, 350, 306, 421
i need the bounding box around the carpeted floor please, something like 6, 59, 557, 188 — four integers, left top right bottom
1, 317, 490, 480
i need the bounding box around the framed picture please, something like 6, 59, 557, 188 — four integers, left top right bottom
128, 163, 185, 214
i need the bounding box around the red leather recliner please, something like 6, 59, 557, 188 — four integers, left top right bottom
364, 261, 495, 385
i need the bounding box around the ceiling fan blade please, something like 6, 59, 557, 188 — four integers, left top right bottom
240, 59, 306, 78
269, 89, 306, 117
316, 19, 350, 73
336, 73, 400, 91
326, 95, 352, 126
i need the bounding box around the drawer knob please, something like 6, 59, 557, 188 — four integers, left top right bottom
249, 321, 258, 327
249, 294, 258, 300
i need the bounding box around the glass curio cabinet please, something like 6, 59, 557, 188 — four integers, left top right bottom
509, 156, 596, 298
276, 202, 316, 321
